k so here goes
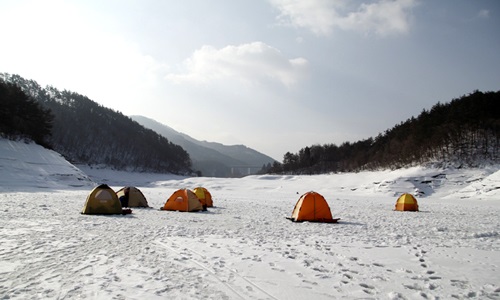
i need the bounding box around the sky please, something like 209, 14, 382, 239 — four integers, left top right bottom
1, 0, 499, 161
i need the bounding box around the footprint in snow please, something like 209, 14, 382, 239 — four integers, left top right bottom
387, 291, 406, 299
359, 283, 375, 289
403, 283, 423, 291
252, 255, 262, 262
450, 279, 468, 285
302, 279, 318, 286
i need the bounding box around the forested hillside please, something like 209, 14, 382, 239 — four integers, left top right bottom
1, 73, 192, 174
0, 80, 53, 147
267, 91, 499, 174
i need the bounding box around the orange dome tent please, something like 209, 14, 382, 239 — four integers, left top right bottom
161, 189, 204, 212
288, 191, 339, 223
193, 187, 213, 208
395, 193, 419, 211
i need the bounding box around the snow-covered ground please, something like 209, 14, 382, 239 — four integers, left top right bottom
1, 138, 499, 299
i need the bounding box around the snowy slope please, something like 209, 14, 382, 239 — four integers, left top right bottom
1, 138, 499, 299
0, 139, 93, 192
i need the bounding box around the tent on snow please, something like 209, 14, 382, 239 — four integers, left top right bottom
82, 184, 131, 215
161, 189, 204, 212
288, 191, 339, 223
193, 187, 213, 208
116, 186, 149, 208
395, 193, 419, 211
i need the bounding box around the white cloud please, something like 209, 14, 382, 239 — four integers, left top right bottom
270, 0, 341, 36
165, 42, 308, 88
339, 0, 416, 36
477, 9, 490, 19
269, 0, 417, 37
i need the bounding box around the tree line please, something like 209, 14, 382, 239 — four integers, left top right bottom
1, 73, 192, 174
263, 90, 499, 174
0, 79, 53, 147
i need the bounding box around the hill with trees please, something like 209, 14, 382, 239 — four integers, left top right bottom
1, 73, 192, 174
0, 80, 53, 147
266, 91, 499, 174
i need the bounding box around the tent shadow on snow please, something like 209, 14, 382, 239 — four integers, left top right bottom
93, 213, 138, 219
208, 206, 226, 210
331, 221, 365, 226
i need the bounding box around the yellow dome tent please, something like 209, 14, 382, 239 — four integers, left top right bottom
82, 184, 130, 215
193, 187, 213, 208
395, 193, 419, 211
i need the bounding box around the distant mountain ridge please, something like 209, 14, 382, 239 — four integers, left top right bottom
130, 115, 276, 177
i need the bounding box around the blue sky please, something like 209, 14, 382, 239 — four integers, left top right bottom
1, 0, 499, 160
